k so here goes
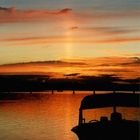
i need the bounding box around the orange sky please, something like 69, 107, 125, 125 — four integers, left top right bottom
0, 1, 140, 79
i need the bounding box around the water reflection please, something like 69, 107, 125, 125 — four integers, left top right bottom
0, 94, 85, 140
0, 93, 139, 140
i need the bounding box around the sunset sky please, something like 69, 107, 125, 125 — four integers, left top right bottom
0, 0, 140, 79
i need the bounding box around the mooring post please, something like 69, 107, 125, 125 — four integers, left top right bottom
73, 90, 75, 94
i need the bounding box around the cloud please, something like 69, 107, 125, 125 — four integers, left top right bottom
79, 59, 138, 78
1, 37, 45, 42
58, 8, 72, 14
0, 6, 140, 24
96, 37, 140, 43
96, 57, 140, 66
0, 6, 73, 24
74, 26, 139, 35
119, 57, 140, 66
93, 68, 131, 73
70, 26, 79, 30
1, 35, 140, 46
64, 73, 80, 76
0, 60, 86, 67
77, 10, 140, 20
0, 57, 139, 79
0, 6, 16, 12
0, 60, 86, 78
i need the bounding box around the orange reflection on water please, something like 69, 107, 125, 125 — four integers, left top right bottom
0, 93, 139, 140
0, 94, 85, 140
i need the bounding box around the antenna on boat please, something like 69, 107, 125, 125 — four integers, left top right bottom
113, 106, 116, 113
113, 90, 116, 113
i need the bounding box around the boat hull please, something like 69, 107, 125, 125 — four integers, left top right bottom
72, 120, 139, 140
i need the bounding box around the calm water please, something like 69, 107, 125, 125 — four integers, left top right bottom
0, 91, 139, 140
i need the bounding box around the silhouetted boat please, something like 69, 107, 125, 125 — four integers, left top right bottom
72, 92, 140, 140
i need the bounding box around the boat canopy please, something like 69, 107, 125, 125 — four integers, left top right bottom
80, 93, 140, 110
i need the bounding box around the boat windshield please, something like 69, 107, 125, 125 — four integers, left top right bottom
82, 106, 140, 123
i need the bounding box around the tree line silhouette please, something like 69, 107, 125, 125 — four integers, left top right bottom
0, 74, 139, 93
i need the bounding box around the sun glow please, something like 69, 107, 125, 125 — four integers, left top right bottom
63, 17, 77, 59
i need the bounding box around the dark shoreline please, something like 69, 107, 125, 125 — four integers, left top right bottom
0, 90, 139, 100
